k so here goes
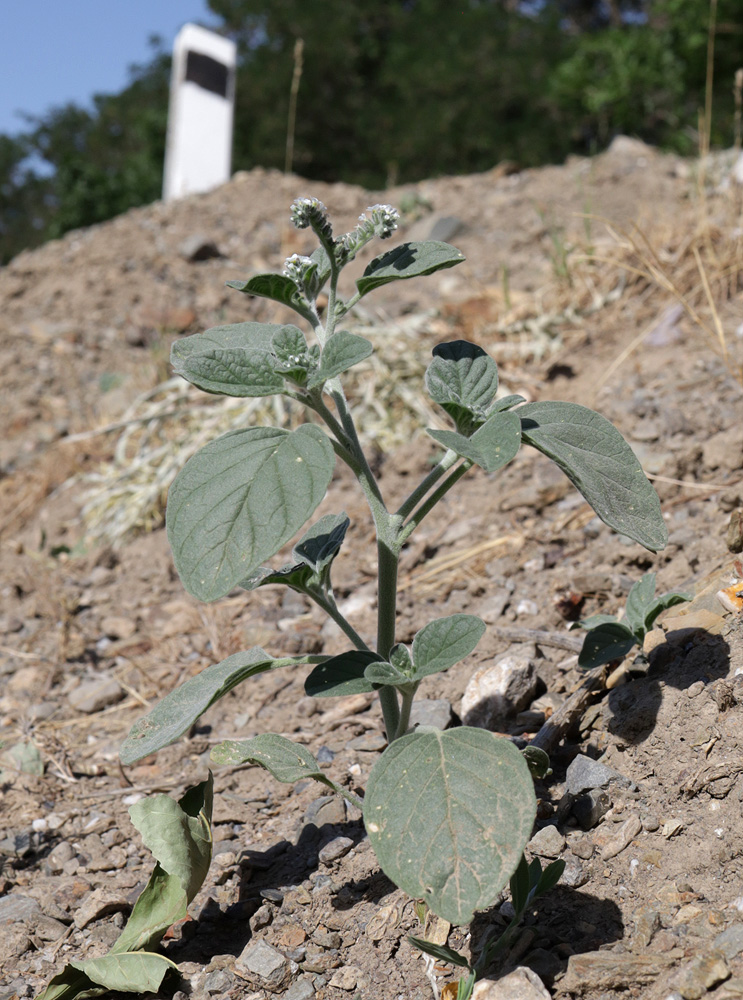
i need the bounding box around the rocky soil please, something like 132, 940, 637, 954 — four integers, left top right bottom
1, 136, 743, 1000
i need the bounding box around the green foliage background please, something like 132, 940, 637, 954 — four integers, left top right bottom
2, 0, 741, 265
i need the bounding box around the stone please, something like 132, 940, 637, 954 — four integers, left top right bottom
669, 954, 730, 999
715, 924, 743, 959
569, 835, 594, 859
472, 966, 550, 998
284, 978, 316, 999
46, 841, 75, 874
632, 904, 660, 947
329, 966, 360, 990
100, 615, 137, 639
560, 858, 588, 888
572, 789, 611, 830
528, 825, 565, 858
318, 836, 354, 864
563, 951, 675, 992
702, 428, 743, 472
410, 698, 453, 730
598, 814, 642, 860
565, 753, 628, 796
428, 216, 464, 242
235, 939, 290, 990
68, 677, 123, 713
461, 646, 539, 728
0, 924, 31, 965
204, 969, 235, 993
73, 887, 131, 929
305, 795, 346, 826
0, 893, 41, 923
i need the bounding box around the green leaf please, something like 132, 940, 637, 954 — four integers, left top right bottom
411, 614, 486, 679
309, 245, 332, 287
305, 650, 380, 697
532, 858, 566, 901
491, 394, 527, 412
509, 855, 531, 912
226, 273, 316, 324
166, 424, 335, 601
35, 967, 104, 1000
427, 411, 521, 473
70, 954, 174, 992
643, 591, 692, 632
425, 341, 499, 433
120, 648, 297, 764
624, 572, 657, 635
171, 322, 286, 396
519, 401, 667, 552
293, 512, 350, 573
239, 563, 313, 592
572, 613, 620, 631
270, 326, 319, 386
210, 733, 347, 796
307, 330, 373, 389
364, 727, 536, 925
458, 970, 477, 1000
356, 240, 464, 298
578, 621, 637, 668
407, 935, 471, 969
364, 659, 409, 687
522, 746, 552, 779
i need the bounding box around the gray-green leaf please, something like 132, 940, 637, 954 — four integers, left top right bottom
519, 401, 667, 552
357, 241, 464, 298
226, 273, 316, 325
293, 512, 350, 573
167, 424, 335, 601
120, 648, 298, 764
624, 572, 658, 635
70, 954, 174, 992
364, 727, 536, 925
426, 341, 499, 433
171, 322, 286, 396
411, 614, 486, 679
305, 650, 380, 697
427, 410, 521, 473
307, 331, 373, 388
578, 621, 637, 668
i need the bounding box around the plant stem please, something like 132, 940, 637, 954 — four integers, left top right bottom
307, 588, 370, 652
376, 535, 401, 740
395, 448, 460, 521
398, 460, 472, 545
394, 684, 418, 740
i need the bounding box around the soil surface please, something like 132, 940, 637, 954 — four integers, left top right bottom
2, 136, 743, 1000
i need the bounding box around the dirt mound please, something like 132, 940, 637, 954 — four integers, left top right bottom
1, 140, 743, 999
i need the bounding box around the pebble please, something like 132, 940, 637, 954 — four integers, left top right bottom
569, 835, 594, 860
235, 940, 290, 990
329, 966, 360, 990
305, 796, 346, 826
46, 841, 75, 874
316, 745, 335, 763
528, 825, 565, 858
572, 789, 611, 830
563, 951, 675, 992
565, 753, 628, 796
346, 733, 387, 752
715, 924, 743, 959
204, 970, 234, 994
641, 814, 661, 832
284, 979, 315, 999
73, 887, 131, 929
561, 858, 588, 888
669, 954, 730, 999
100, 615, 137, 639
318, 836, 354, 864
461, 645, 538, 728
633, 904, 660, 947
67, 677, 123, 713
409, 698, 453, 730
178, 233, 223, 261
472, 966, 550, 998
599, 814, 642, 860
0, 894, 41, 923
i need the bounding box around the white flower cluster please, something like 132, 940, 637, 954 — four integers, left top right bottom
366, 204, 400, 240
283, 253, 315, 285
290, 197, 333, 241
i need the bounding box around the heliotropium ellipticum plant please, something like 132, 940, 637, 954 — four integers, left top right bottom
120, 198, 667, 954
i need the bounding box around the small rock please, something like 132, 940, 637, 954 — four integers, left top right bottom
528, 825, 565, 858
0, 894, 41, 923
35, 914, 69, 942
461, 646, 538, 728
641, 814, 660, 832
561, 858, 588, 888
318, 836, 354, 864
235, 939, 290, 990
73, 887, 131, 929
316, 745, 335, 763
179, 234, 223, 261
100, 615, 137, 639
569, 835, 594, 860
565, 754, 628, 796
0, 924, 31, 965
632, 904, 660, 947
599, 814, 642, 860
346, 732, 387, 752
68, 677, 123, 713
715, 924, 743, 959
305, 795, 346, 826
284, 978, 316, 1000
250, 903, 273, 930
46, 841, 75, 874
572, 789, 611, 830
525, 948, 563, 985
204, 969, 234, 994
410, 698, 453, 730
329, 966, 360, 990
428, 216, 464, 242
472, 966, 550, 998
669, 954, 730, 999
563, 951, 674, 992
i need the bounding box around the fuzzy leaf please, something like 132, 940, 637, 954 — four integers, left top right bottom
571, 613, 620, 631
167, 424, 335, 601
364, 727, 536, 925
578, 621, 637, 668
519, 401, 667, 552
305, 650, 380, 697
364, 660, 409, 687
427, 411, 521, 473
624, 572, 658, 635
239, 563, 312, 591
411, 614, 486, 679
356, 241, 464, 297
491, 393, 527, 412
426, 341, 499, 433
293, 512, 350, 573
307, 331, 373, 388
70, 954, 174, 992
408, 936, 470, 969
171, 322, 285, 396
210, 734, 347, 800
226, 273, 316, 324
120, 648, 298, 764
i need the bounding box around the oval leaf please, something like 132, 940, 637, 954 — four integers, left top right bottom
226, 273, 316, 324
519, 401, 667, 552
624, 572, 657, 634
307, 330, 374, 388
357, 241, 465, 297
426, 341, 499, 432
212, 733, 324, 782
173, 346, 285, 397
411, 614, 486, 679
120, 648, 297, 764
427, 410, 521, 473
578, 621, 637, 668
305, 650, 379, 697
73, 953, 173, 992
364, 727, 536, 925
167, 424, 335, 601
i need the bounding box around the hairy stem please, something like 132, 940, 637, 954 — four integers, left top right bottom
306, 588, 371, 652
395, 448, 460, 521
398, 460, 472, 545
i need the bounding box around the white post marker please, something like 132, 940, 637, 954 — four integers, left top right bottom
163, 24, 237, 202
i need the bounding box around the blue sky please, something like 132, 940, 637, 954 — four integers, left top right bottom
0, 1, 222, 137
